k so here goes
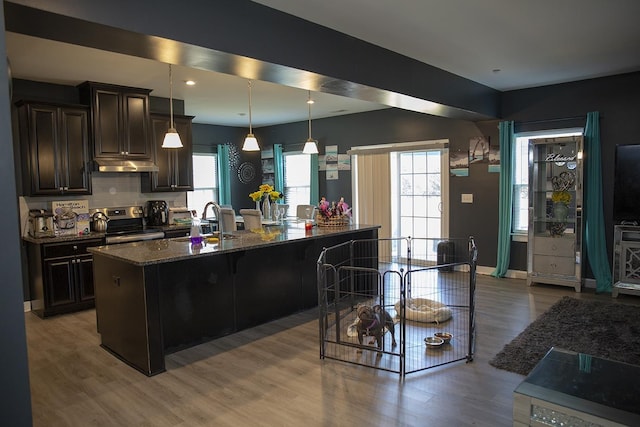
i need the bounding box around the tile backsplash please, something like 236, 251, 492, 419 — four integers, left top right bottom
20, 173, 186, 237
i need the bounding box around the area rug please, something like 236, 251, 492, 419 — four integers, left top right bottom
489, 296, 640, 376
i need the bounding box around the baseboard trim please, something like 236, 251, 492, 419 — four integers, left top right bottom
475, 266, 527, 280
24, 301, 31, 312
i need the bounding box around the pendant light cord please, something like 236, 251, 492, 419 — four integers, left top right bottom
308, 98, 312, 139
308, 90, 312, 139
169, 63, 174, 129
248, 80, 253, 134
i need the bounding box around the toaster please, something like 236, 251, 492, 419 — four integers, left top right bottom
28, 209, 55, 238
168, 207, 193, 225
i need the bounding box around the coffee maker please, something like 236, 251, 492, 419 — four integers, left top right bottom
146, 200, 168, 226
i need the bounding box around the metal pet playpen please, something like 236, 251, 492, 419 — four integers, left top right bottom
317, 237, 477, 377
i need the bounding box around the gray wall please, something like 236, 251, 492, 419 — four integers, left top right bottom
501, 71, 640, 274
0, 12, 33, 425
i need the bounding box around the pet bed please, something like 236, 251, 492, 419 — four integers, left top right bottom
394, 298, 452, 323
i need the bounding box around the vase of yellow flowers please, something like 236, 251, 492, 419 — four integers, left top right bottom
249, 184, 283, 220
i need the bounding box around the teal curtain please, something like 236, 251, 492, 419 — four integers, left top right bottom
216, 144, 231, 205
310, 153, 319, 204
491, 121, 515, 278
583, 111, 612, 293
273, 144, 284, 202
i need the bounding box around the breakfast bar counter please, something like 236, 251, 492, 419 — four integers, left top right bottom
89, 222, 379, 375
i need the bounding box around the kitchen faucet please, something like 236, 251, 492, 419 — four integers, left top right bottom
201, 201, 219, 220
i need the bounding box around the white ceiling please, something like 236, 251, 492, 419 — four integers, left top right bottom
6, 0, 640, 127
254, 0, 640, 91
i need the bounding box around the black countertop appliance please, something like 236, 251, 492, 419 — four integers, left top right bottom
146, 200, 168, 226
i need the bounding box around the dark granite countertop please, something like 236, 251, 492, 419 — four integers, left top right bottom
23, 232, 106, 244
88, 221, 380, 266
23, 224, 192, 245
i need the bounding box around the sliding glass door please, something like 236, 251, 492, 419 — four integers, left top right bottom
390, 148, 449, 260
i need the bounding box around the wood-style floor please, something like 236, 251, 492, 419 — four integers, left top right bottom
24, 276, 640, 427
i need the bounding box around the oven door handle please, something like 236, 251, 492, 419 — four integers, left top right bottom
105, 231, 165, 244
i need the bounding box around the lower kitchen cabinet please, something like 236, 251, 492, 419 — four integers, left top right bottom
27, 238, 103, 317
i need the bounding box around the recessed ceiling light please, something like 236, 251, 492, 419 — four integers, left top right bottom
184, 80, 196, 86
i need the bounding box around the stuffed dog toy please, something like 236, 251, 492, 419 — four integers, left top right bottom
356, 304, 397, 354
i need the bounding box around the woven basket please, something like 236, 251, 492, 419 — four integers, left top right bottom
316, 214, 350, 227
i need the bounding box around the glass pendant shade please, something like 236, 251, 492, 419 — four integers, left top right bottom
162, 128, 183, 148
303, 90, 318, 154
303, 138, 318, 154
243, 133, 260, 151
162, 63, 183, 148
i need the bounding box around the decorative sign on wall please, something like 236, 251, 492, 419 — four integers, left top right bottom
469, 136, 490, 164
237, 161, 256, 184
227, 142, 240, 170
325, 145, 339, 180
450, 136, 499, 176
450, 149, 469, 177
488, 146, 500, 173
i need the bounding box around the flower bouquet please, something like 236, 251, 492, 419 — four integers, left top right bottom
249, 184, 283, 203
249, 184, 283, 219
316, 197, 351, 227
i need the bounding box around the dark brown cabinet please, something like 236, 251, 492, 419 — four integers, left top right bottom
16, 101, 92, 196
142, 113, 194, 192
27, 238, 102, 318
79, 82, 152, 160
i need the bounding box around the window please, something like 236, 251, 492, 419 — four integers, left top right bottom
512, 129, 582, 236
390, 149, 448, 261
283, 152, 311, 214
187, 153, 218, 212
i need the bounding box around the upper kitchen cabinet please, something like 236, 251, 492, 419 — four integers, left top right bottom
16, 101, 92, 196
78, 82, 152, 160
142, 113, 194, 192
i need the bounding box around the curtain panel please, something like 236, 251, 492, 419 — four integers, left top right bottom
491, 121, 514, 278
273, 144, 285, 198
353, 153, 391, 240
583, 111, 612, 293
216, 144, 231, 205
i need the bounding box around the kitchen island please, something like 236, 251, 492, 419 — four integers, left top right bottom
89, 221, 379, 375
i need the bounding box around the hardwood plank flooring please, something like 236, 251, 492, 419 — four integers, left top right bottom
25, 276, 640, 426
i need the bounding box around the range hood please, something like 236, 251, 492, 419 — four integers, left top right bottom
94, 159, 159, 173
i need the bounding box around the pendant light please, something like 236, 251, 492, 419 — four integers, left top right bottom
161, 63, 183, 148
302, 91, 319, 154
242, 80, 260, 151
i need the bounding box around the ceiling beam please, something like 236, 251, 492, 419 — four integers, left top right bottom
4, 0, 499, 121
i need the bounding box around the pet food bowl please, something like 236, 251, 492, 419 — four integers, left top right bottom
434, 332, 453, 344
424, 337, 444, 348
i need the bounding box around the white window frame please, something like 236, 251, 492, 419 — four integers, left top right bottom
512, 128, 583, 242
283, 151, 311, 213
187, 153, 218, 212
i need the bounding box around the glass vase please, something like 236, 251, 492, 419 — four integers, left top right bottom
262, 197, 271, 220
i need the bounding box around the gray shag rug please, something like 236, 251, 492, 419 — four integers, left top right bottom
489, 296, 640, 376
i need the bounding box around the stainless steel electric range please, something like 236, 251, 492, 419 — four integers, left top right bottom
90, 206, 165, 244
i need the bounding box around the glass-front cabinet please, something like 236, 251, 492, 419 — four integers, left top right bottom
527, 136, 584, 292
